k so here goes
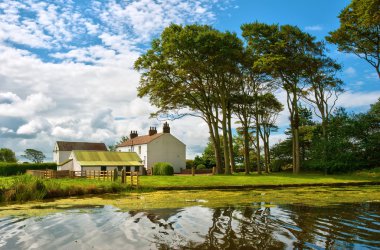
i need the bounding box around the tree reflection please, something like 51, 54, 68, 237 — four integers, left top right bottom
128, 202, 380, 249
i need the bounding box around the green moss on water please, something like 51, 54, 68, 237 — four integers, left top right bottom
1, 186, 380, 218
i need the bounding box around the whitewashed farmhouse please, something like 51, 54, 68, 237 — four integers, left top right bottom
58, 150, 143, 173
116, 122, 186, 173
53, 141, 107, 165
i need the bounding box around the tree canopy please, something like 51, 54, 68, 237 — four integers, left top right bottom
0, 148, 17, 163
326, 0, 380, 78
21, 149, 46, 163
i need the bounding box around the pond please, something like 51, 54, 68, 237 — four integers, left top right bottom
1, 187, 380, 249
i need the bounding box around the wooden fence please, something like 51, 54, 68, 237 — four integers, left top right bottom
26, 169, 139, 187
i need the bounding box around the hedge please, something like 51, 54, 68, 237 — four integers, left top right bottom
0, 163, 57, 176
153, 162, 174, 176
196, 164, 206, 170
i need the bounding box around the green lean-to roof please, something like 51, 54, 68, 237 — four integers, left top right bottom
72, 150, 143, 166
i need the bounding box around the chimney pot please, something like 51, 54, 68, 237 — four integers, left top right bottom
163, 122, 170, 133
130, 130, 138, 139
149, 126, 157, 136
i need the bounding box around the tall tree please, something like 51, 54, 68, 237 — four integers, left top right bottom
326, 0, 380, 78
135, 24, 243, 174
303, 51, 343, 173
242, 22, 320, 173
257, 93, 283, 173
22, 149, 45, 163
0, 148, 17, 163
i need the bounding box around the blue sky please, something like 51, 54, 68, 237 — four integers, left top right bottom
0, 0, 379, 161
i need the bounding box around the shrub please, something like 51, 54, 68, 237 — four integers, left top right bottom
196, 164, 206, 170
0, 162, 57, 176
153, 162, 174, 175
186, 159, 195, 169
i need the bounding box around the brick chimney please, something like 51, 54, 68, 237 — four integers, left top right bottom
130, 130, 138, 139
163, 122, 170, 133
149, 127, 157, 136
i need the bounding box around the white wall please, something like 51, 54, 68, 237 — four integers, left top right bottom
117, 144, 148, 169
116, 134, 186, 173
147, 133, 186, 173
59, 160, 73, 171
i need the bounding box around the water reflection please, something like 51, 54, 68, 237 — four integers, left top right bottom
1, 202, 380, 249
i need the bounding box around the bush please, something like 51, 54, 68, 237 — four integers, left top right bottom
270, 159, 289, 172
186, 159, 195, 169
196, 164, 206, 170
153, 162, 174, 175
0, 162, 57, 176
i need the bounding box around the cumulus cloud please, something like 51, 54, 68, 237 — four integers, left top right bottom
344, 66, 357, 77
304, 25, 323, 31
0, 92, 55, 117
0, 0, 232, 159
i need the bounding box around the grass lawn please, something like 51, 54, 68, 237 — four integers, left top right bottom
139, 170, 380, 188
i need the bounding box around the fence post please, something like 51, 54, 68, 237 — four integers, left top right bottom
212, 167, 215, 175
121, 169, 125, 184
192, 167, 195, 176
113, 169, 118, 181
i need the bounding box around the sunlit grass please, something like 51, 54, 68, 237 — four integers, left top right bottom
0, 169, 379, 202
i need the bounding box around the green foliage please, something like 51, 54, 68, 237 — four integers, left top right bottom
0, 175, 130, 202
0, 148, 17, 163
271, 99, 380, 173
21, 149, 46, 163
0, 162, 57, 176
326, 0, 380, 77
196, 164, 206, 170
186, 160, 194, 169
153, 162, 174, 176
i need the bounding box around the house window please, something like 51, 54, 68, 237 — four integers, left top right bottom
131, 146, 134, 152
101, 166, 106, 171
138, 146, 141, 154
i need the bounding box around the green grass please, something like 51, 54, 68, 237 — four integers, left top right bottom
1, 169, 379, 202
139, 170, 380, 188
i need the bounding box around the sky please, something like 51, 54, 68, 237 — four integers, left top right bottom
0, 0, 379, 162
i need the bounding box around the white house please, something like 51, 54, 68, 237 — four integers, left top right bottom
116, 122, 186, 173
53, 141, 108, 165
58, 150, 143, 173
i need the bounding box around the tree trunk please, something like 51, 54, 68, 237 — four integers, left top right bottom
222, 107, 231, 175
210, 116, 223, 174
227, 108, 235, 173
255, 119, 261, 175
294, 127, 301, 174
243, 125, 250, 175
322, 119, 328, 175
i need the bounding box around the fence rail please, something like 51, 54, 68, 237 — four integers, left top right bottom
26, 169, 139, 187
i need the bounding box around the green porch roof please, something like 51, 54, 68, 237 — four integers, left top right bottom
72, 150, 143, 166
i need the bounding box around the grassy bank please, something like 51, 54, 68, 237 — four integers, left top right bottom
139, 170, 380, 188
1, 169, 380, 202
0, 175, 139, 202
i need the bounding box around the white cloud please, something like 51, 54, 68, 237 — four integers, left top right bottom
344, 66, 357, 77
0, 92, 55, 117
17, 118, 52, 135
336, 91, 380, 108
0, 0, 231, 160
304, 25, 323, 31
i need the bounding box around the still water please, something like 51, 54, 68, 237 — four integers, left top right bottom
1, 201, 380, 249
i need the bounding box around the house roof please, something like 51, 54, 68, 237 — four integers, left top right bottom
58, 158, 73, 166
56, 141, 107, 151
117, 133, 164, 147
72, 150, 143, 166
